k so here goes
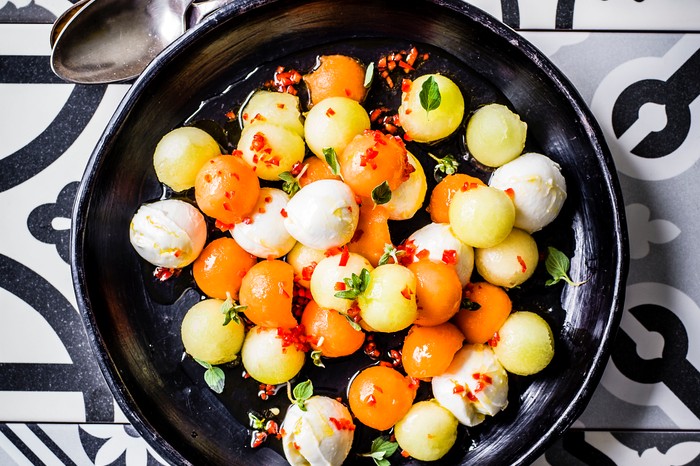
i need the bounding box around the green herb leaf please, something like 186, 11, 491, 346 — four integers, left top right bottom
311, 350, 325, 368
428, 152, 459, 181
335, 268, 372, 300
291, 380, 314, 411
248, 411, 265, 430
340, 312, 363, 331
221, 293, 246, 326
194, 358, 226, 394
461, 297, 482, 311
378, 243, 404, 266
545, 247, 586, 287
371, 181, 392, 205
278, 171, 301, 197
323, 147, 341, 175
364, 62, 375, 88
419, 75, 441, 117
361, 436, 399, 466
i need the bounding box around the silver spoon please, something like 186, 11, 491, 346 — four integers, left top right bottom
49, 0, 93, 49
51, 0, 196, 84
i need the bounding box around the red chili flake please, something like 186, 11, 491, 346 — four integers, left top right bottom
277, 325, 312, 352
252, 113, 266, 122
452, 384, 465, 395
222, 202, 232, 211
329, 417, 356, 431
466, 391, 478, 402
401, 450, 410, 458
215, 219, 234, 231
405, 108, 412, 115
504, 187, 515, 199
153, 267, 180, 281
370, 108, 383, 122
251, 132, 267, 152
338, 245, 350, 266
517, 255, 527, 273
401, 79, 412, 93
334, 281, 347, 291
488, 332, 500, 347
293, 442, 301, 450
251, 431, 267, 448
326, 107, 336, 117
406, 47, 418, 66
363, 394, 377, 406
461, 182, 480, 191
291, 161, 303, 176
400, 286, 412, 300
232, 149, 243, 158
224, 191, 233, 199
204, 174, 212, 183
232, 172, 240, 180
252, 154, 259, 164
277, 103, 285, 109
243, 216, 253, 225
280, 208, 288, 218
225, 110, 236, 120
301, 262, 317, 281
403, 132, 412, 142
385, 75, 394, 88
266, 156, 281, 167
416, 249, 430, 260
398, 60, 414, 71
442, 249, 458, 265
325, 246, 343, 257
408, 377, 420, 390
266, 420, 279, 435
173, 249, 182, 258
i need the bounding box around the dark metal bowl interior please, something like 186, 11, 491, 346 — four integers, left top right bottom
71, 0, 628, 465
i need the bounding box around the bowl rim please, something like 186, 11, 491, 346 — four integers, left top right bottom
70, 0, 629, 464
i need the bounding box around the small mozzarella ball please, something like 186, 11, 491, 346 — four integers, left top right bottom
129, 199, 206, 268
475, 228, 538, 288
489, 152, 567, 233
241, 326, 305, 384
394, 400, 458, 462
284, 180, 360, 250
237, 122, 305, 181
384, 152, 427, 221
282, 396, 355, 466
408, 222, 474, 287
304, 97, 370, 159
241, 90, 304, 136
448, 184, 515, 249
153, 126, 221, 192
466, 103, 527, 167
398, 74, 465, 142
181, 299, 245, 365
493, 311, 554, 376
432, 344, 508, 426
231, 187, 296, 259
310, 252, 373, 313
287, 242, 327, 288
358, 264, 417, 333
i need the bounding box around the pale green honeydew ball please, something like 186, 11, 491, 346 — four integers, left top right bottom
181, 299, 245, 365
394, 399, 458, 461
304, 96, 370, 159
475, 228, 539, 288
241, 326, 305, 385
153, 126, 220, 192
466, 103, 527, 167
241, 90, 304, 137
493, 311, 554, 376
448, 184, 515, 249
398, 74, 465, 142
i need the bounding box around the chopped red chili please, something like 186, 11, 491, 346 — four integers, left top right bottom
442, 249, 458, 265
517, 255, 527, 273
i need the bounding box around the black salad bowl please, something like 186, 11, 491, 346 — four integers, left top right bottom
71, 0, 629, 465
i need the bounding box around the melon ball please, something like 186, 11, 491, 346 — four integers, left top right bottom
398, 74, 465, 142
407, 222, 474, 287
286, 242, 327, 288
310, 252, 373, 313
237, 122, 305, 181
357, 264, 417, 333
304, 97, 370, 159
475, 228, 539, 288
153, 126, 221, 192
181, 299, 245, 365
466, 103, 527, 167
240, 90, 304, 136
448, 184, 515, 249
489, 152, 567, 233
394, 400, 458, 461
384, 151, 427, 221
493, 311, 554, 376
241, 326, 306, 384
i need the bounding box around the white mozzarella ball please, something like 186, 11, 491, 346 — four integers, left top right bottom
284, 180, 360, 250
282, 396, 355, 466
408, 222, 474, 287
231, 187, 296, 259
489, 152, 567, 233
432, 344, 508, 426
129, 199, 207, 268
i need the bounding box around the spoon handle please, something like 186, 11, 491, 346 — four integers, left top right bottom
187, 0, 233, 29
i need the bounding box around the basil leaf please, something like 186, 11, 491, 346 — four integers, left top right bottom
364, 61, 375, 88
204, 366, 225, 394
419, 75, 441, 116
545, 246, 586, 287
293, 380, 313, 410
371, 181, 392, 205
323, 147, 341, 175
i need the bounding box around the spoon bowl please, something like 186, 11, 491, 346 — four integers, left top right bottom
51, 0, 190, 83
49, 0, 93, 49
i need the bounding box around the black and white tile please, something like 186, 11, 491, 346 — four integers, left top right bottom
2, 0, 700, 464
